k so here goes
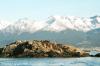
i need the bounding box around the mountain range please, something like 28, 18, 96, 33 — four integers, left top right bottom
0, 15, 100, 47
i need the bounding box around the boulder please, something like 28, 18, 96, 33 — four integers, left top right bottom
95, 53, 100, 57
0, 48, 3, 55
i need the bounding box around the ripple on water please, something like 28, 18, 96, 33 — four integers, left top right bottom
0, 57, 100, 66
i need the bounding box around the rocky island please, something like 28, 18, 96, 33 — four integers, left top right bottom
0, 40, 90, 58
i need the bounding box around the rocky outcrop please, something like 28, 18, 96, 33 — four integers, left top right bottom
90, 53, 100, 57
0, 40, 89, 58
0, 48, 3, 56
95, 53, 100, 57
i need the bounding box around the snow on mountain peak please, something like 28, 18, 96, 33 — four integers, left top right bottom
45, 15, 93, 32
0, 20, 11, 30
0, 15, 100, 34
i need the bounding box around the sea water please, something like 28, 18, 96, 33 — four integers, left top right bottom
0, 57, 100, 66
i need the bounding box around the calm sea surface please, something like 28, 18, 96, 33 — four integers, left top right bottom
0, 57, 100, 66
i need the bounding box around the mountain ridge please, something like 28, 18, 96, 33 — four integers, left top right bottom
0, 15, 100, 34
0, 15, 100, 47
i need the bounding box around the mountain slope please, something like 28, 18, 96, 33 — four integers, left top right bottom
0, 15, 100, 47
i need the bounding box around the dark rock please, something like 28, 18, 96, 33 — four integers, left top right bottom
0, 48, 3, 55
95, 53, 100, 57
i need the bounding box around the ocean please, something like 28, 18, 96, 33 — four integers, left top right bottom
0, 57, 100, 66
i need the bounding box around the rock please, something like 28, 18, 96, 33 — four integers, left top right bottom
13, 41, 32, 57
0, 40, 89, 58
0, 48, 3, 55
2, 44, 17, 57
95, 53, 100, 57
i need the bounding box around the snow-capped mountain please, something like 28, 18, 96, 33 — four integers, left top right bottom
0, 15, 100, 47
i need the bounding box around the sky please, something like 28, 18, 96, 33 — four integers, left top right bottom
0, 0, 100, 21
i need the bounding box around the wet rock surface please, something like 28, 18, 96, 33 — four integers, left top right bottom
0, 40, 89, 58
